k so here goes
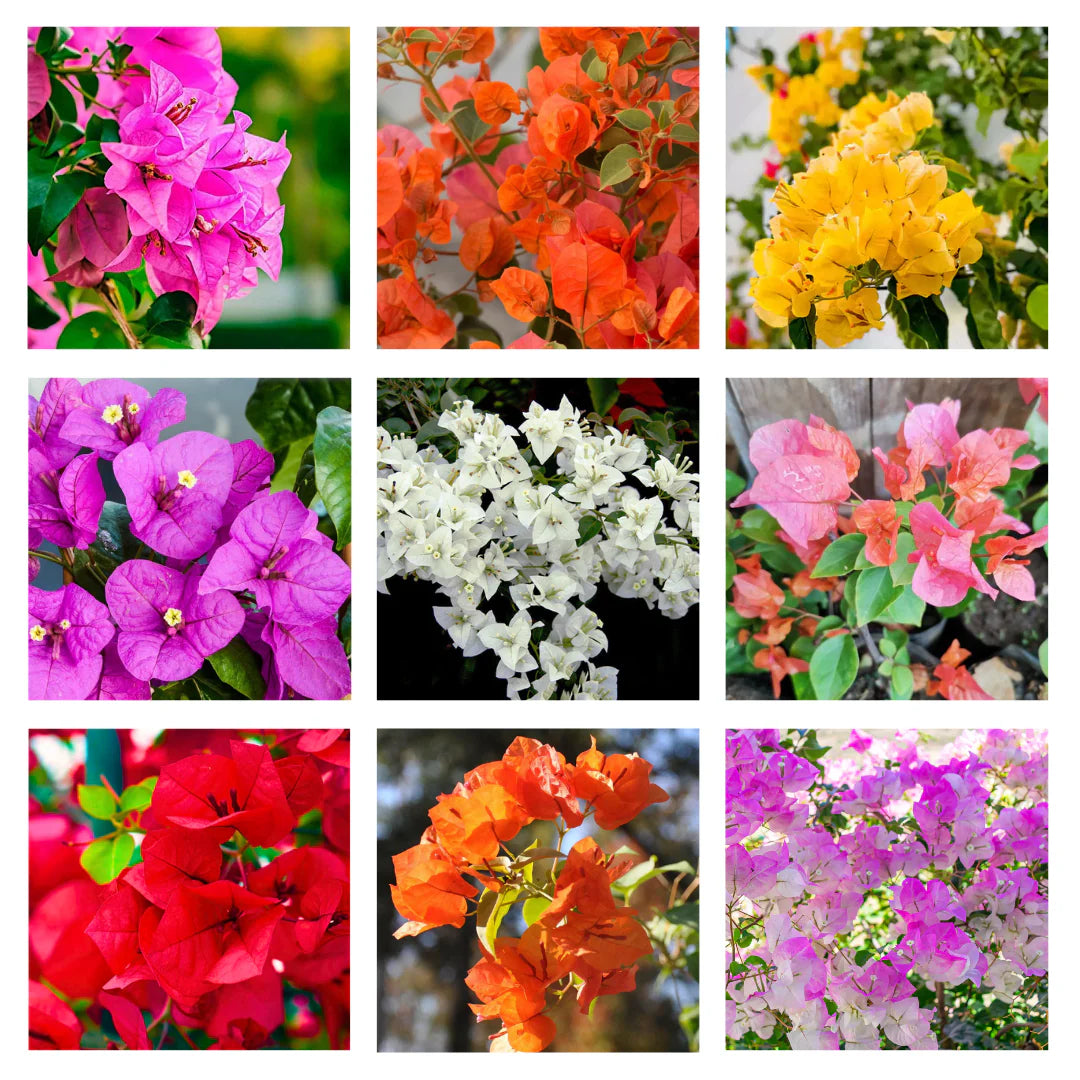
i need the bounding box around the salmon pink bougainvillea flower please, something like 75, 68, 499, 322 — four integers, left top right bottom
908, 502, 997, 607
984, 526, 1049, 601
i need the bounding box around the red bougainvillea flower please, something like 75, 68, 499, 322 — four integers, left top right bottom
390, 843, 477, 938
30, 980, 82, 1050
852, 499, 901, 566
569, 738, 669, 829
753, 644, 810, 698
151, 739, 295, 847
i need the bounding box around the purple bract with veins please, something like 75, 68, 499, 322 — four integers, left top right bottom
105, 560, 244, 682
29, 583, 115, 700
60, 379, 187, 461
114, 430, 233, 559
200, 490, 350, 625
28, 448, 105, 550
48, 189, 130, 288
215, 439, 275, 544
29, 378, 84, 469
241, 610, 350, 700
89, 640, 152, 700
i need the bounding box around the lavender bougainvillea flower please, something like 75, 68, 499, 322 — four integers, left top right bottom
29, 378, 84, 469
60, 379, 187, 461
48, 189, 130, 288
240, 611, 350, 700
88, 640, 152, 700
114, 430, 233, 559
200, 490, 350, 625
29, 583, 115, 700
215, 439, 275, 542
28, 449, 105, 549
105, 560, 244, 682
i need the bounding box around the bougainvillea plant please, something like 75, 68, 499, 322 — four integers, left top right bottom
28, 26, 291, 348
727, 379, 1047, 699
390, 734, 698, 1052
30, 728, 350, 1049
726, 27, 1048, 348
378, 383, 698, 698
29, 378, 351, 700
377, 26, 699, 348
727, 728, 1048, 1050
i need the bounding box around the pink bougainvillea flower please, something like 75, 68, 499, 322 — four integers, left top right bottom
200, 490, 350, 625
872, 443, 930, 502
1017, 377, 1048, 421
28, 448, 105, 550
60, 379, 186, 461
28, 50, 50, 118
984, 526, 1049, 600
105, 560, 244, 681
902, 401, 960, 467
29, 377, 84, 469
255, 616, 352, 700
48, 189, 130, 287
151, 740, 295, 847
28, 583, 114, 700
907, 502, 998, 606
214, 438, 274, 541
946, 429, 1013, 501
951, 494, 1029, 539
113, 430, 233, 559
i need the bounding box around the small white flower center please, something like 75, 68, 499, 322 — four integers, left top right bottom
127, 402, 140, 414
164, 608, 184, 627
30, 625, 47, 641
177, 469, 198, 489
59, 619, 71, 629
102, 404, 123, 424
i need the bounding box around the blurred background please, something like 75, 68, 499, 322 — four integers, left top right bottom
377, 728, 699, 1051
212, 28, 350, 347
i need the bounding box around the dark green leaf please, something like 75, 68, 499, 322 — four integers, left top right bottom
967, 275, 1006, 347
670, 123, 699, 141
789, 309, 816, 348
726, 469, 747, 501
29, 287, 60, 329
413, 418, 448, 444
619, 32, 648, 65
422, 95, 449, 123
449, 99, 490, 143
33, 170, 100, 253
245, 379, 351, 453
809, 634, 858, 700
406, 29, 440, 42
294, 443, 317, 506
902, 293, 948, 348
1028, 215, 1048, 251
28, 148, 57, 208
207, 636, 267, 700
314, 406, 351, 549
737, 508, 781, 544
50, 76, 78, 121
145, 290, 197, 329
142, 320, 202, 348
577, 515, 603, 546
855, 566, 903, 625
45, 122, 84, 156
56, 310, 126, 349
876, 584, 925, 625
85, 115, 120, 143
812, 533, 866, 577
587, 377, 619, 417
36, 27, 73, 55
664, 902, 699, 929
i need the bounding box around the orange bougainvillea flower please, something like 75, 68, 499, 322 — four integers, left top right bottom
496, 737, 582, 824
752, 616, 795, 646
503, 1013, 557, 1053
926, 638, 992, 700
657, 286, 699, 346
852, 499, 901, 566
473, 80, 520, 125
390, 843, 477, 938
459, 216, 516, 277
569, 738, 669, 830
491, 267, 549, 322
377, 277, 456, 348
731, 553, 784, 619
428, 782, 530, 864
752, 644, 810, 698
535, 94, 597, 161
377, 157, 403, 227
552, 241, 627, 330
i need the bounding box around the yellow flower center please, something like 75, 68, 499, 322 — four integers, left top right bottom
29, 625, 46, 641
164, 608, 184, 627
177, 470, 198, 489
60, 619, 71, 629
128, 402, 140, 414
102, 404, 124, 424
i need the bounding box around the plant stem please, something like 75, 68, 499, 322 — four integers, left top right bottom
29, 549, 64, 565
859, 624, 883, 664
95, 280, 141, 348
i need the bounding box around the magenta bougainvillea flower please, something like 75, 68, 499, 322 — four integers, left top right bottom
218, 439, 274, 538
114, 430, 234, 559
241, 611, 351, 700
28, 449, 105, 550
200, 490, 350, 625
60, 379, 186, 461
28, 378, 84, 469
48, 189, 130, 287
29, 583, 114, 700
88, 640, 152, 700
105, 560, 244, 681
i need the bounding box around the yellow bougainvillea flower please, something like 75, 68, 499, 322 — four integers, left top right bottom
815, 287, 885, 347
835, 90, 935, 156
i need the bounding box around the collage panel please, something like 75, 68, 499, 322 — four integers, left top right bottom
29, 728, 350, 1049
379, 727, 699, 1051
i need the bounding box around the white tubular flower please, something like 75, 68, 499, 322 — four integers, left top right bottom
513, 483, 554, 527
539, 640, 586, 682
478, 610, 537, 672
519, 402, 562, 463
529, 571, 577, 614
531, 496, 578, 546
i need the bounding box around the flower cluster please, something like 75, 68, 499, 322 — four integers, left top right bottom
377, 395, 699, 698
749, 96, 987, 347
748, 28, 865, 155
30, 729, 350, 1050
30, 26, 289, 341
390, 735, 669, 1052
377, 26, 699, 349
29, 378, 350, 699
727, 729, 1048, 1050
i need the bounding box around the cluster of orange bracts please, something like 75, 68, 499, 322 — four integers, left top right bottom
378, 27, 699, 348
390, 735, 669, 1050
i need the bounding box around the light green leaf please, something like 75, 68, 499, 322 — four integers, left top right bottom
599, 144, 638, 189
809, 634, 858, 700
118, 785, 152, 814
523, 897, 552, 927
855, 566, 903, 625
616, 108, 652, 131
314, 406, 352, 549
80, 833, 135, 885
890, 532, 916, 585
891, 664, 914, 699
77, 783, 116, 821
1026, 284, 1048, 330
811, 533, 866, 577
875, 584, 925, 626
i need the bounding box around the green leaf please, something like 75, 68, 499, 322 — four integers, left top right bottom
57, 310, 126, 349
875, 584, 925, 626
36, 27, 73, 55
616, 108, 652, 131
587, 377, 620, 416
669, 123, 700, 141
737, 508, 781, 544
1010, 141, 1048, 179
577, 515, 603, 545
118, 785, 153, 814
29, 287, 60, 330
80, 833, 135, 885
414, 418, 449, 444
85, 115, 120, 143
586, 54, 608, 82
891, 664, 915, 699
207, 637, 267, 700
753, 543, 804, 575
664, 902, 699, 930
812, 533, 866, 577
314, 406, 352, 549
789, 309, 816, 348
1038, 639, 1048, 677
45, 122, 84, 157
477, 885, 521, 953
1028, 215, 1048, 252
856, 566, 903, 625
902, 294, 948, 348
726, 469, 747, 501
449, 98, 490, 143
33, 170, 100, 253
890, 532, 916, 585
406, 29, 441, 42
878, 638, 897, 658
142, 320, 202, 348
599, 144, 637, 190
648, 100, 674, 129
522, 897, 552, 927
809, 634, 858, 700
1026, 284, 1048, 330
145, 290, 197, 329
246, 378, 351, 453
968, 275, 1006, 347
49, 75, 78, 122
879, 658, 894, 677
619, 31, 648, 65
77, 783, 116, 820
422, 95, 449, 123
294, 443, 318, 506
28, 148, 58, 209
269, 438, 311, 494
